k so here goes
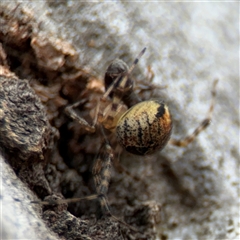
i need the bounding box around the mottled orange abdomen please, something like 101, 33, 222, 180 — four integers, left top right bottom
116, 100, 172, 155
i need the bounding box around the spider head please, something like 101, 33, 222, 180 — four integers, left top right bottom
104, 58, 134, 101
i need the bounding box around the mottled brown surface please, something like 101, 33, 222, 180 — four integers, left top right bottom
0, 76, 53, 196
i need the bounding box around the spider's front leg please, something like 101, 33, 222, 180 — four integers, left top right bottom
65, 99, 97, 133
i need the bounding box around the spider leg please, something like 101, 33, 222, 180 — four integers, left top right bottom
121, 47, 147, 87
146, 65, 155, 84
98, 99, 127, 131
92, 140, 140, 232
135, 66, 167, 99
92, 140, 113, 216
169, 79, 218, 147
31, 194, 98, 205
65, 99, 96, 133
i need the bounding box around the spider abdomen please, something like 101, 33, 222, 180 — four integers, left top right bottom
116, 100, 172, 155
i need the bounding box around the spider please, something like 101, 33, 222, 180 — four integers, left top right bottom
34, 47, 218, 230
